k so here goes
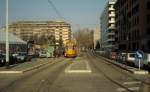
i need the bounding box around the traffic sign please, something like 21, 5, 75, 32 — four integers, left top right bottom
135, 50, 145, 70
135, 50, 144, 59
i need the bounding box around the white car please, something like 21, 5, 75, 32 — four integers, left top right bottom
39, 51, 48, 58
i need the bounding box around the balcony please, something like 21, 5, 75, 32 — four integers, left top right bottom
105, 44, 115, 48
109, 13, 115, 17
108, 20, 115, 23
107, 32, 115, 36
107, 38, 115, 42
108, 26, 116, 29
108, 7, 115, 11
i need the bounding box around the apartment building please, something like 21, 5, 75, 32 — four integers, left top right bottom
9, 21, 71, 45
100, 0, 117, 51
115, 0, 150, 52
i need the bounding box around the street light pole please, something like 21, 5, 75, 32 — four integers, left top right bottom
6, 0, 9, 66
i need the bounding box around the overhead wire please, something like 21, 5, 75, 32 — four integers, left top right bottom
47, 0, 66, 21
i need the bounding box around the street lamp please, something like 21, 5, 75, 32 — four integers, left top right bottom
6, 0, 9, 66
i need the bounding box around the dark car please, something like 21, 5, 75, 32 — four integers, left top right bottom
16, 52, 28, 63
0, 54, 6, 66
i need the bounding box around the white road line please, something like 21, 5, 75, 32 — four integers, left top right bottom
86, 61, 91, 71
123, 81, 141, 85
66, 70, 91, 73
117, 87, 140, 92
0, 71, 23, 74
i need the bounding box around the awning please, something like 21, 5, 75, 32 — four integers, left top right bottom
0, 29, 27, 44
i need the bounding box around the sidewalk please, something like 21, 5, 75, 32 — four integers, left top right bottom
0, 58, 55, 74
99, 55, 149, 75
93, 52, 149, 75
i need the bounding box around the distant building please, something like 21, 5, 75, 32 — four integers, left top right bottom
93, 27, 101, 49
100, 0, 117, 51
115, 0, 150, 52
9, 21, 71, 45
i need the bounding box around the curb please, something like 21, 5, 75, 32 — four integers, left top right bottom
94, 53, 149, 75
0, 61, 53, 74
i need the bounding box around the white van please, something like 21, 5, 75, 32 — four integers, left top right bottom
126, 53, 136, 66
143, 54, 150, 68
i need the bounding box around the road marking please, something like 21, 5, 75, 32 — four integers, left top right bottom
66, 70, 91, 73
41, 80, 45, 82
65, 60, 92, 73
123, 81, 141, 85
0, 71, 23, 74
86, 61, 91, 72
117, 87, 140, 92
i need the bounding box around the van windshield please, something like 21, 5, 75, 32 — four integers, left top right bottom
130, 54, 135, 57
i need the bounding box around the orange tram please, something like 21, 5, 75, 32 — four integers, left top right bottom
64, 41, 77, 58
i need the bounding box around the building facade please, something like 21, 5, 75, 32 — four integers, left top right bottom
100, 0, 116, 51
115, 0, 150, 53
9, 21, 71, 45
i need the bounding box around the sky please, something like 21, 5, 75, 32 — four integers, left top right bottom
0, 0, 107, 31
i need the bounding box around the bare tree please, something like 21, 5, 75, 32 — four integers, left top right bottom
73, 28, 94, 51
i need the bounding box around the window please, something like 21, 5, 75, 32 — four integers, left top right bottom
147, 1, 150, 10
132, 4, 139, 15
147, 28, 150, 35
147, 41, 150, 52
147, 15, 150, 24
129, 53, 135, 57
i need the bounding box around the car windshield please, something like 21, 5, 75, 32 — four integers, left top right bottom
18, 53, 27, 56
0, 54, 4, 58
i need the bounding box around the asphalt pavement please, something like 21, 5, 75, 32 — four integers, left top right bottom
0, 53, 150, 92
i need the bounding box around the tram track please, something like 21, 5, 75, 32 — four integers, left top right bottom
88, 52, 150, 92
92, 52, 150, 85
1, 58, 73, 92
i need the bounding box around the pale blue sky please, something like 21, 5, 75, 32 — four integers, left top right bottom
0, 0, 107, 31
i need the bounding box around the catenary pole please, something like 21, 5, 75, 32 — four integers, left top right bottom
6, 0, 9, 66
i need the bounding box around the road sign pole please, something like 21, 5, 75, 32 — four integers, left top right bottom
136, 50, 144, 71
138, 59, 141, 70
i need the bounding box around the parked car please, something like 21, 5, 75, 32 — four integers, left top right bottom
0, 54, 6, 66
16, 52, 28, 63
110, 52, 117, 60
117, 53, 126, 63
144, 54, 150, 69
39, 51, 48, 58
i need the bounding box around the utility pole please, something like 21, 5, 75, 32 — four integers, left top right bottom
6, 0, 9, 66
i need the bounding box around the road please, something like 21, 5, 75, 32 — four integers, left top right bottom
0, 52, 150, 92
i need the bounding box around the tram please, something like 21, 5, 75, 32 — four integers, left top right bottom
64, 40, 77, 58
